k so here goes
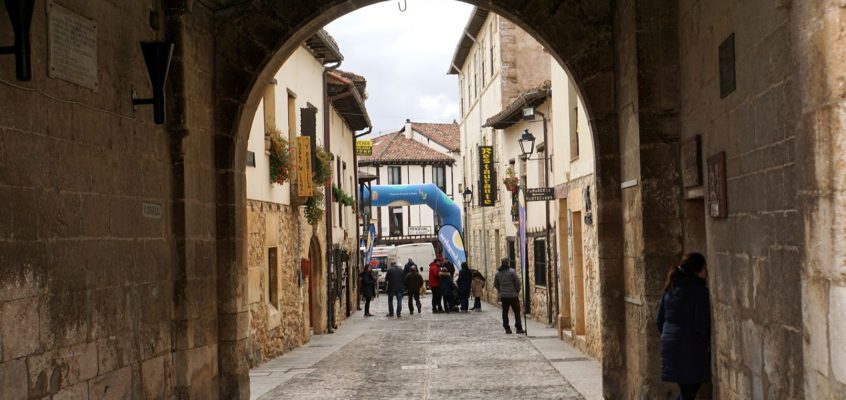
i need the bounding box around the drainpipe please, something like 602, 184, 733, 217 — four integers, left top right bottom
353, 126, 371, 312
323, 61, 341, 334
535, 109, 554, 326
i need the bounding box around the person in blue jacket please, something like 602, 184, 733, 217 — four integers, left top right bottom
657, 252, 711, 400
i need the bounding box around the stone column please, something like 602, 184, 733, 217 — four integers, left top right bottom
794, 2, 846, 398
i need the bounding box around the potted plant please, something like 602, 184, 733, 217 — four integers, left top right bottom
503, 167, 520, 193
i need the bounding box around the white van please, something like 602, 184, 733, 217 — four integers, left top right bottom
370, 245, 396, 292
396, 242, 436, 289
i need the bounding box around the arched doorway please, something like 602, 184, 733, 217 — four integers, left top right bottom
306, 235, 324, 333
213, 2, 671, 399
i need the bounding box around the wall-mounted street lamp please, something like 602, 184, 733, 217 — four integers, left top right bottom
132, 41, 174, 125
462, 186, 473, 207
0, 0, 35, 81
518, 129, 536, 159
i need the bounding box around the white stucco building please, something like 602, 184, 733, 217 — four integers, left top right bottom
357, 120, 461, 248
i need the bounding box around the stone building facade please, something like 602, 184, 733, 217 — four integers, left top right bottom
0, 1, 844, 399
243, 33, 367, 367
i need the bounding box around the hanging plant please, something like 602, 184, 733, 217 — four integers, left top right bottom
267, 128, 292, 185
503, 167, 519, 193
332, 184, 355, 207
304, 189, 324, 225
511, 191, 520, 221
313, 146, 333, 188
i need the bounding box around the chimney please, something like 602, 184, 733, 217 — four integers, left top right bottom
404, 119, 413, 139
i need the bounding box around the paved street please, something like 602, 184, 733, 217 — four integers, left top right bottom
250, 295, 602, 400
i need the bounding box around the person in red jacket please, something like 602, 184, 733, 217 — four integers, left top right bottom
428, 258, 443, 313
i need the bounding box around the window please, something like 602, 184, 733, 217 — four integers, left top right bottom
569, 87, 580, 160
389, 207, 404, 236
287, 91, 297, 142
268, 247, 278, 306
490, 40, 496, 76
433, 166, 446, 192
480, 42, 486, 87
534, 239, 547, 286
263, 83, 276, 134
388, 166, 401, 185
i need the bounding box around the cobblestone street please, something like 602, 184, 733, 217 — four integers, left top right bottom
250, 296, 601, 400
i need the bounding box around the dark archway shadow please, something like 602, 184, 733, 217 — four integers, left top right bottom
212, 2, 625, 398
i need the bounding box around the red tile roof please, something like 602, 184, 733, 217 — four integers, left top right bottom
358, 132, 454, 165
409, 122, 460, 152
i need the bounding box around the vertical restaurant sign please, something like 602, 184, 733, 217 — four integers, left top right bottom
297, 136, 314, 197
478, 146, 496, 207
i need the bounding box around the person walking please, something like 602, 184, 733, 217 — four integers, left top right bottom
456, 262, 473, 312
429, 259, 443, 313
470, 268, 486, 311
359, 264, 376, 317
657, 253, 711, 400
405, 267, 424, 315
384, 258, 404, 318
439, 265, 456, 313
494, 257, 524, 334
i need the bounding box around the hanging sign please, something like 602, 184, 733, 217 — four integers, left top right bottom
297, 136, 314, 197
355, 140, 373, 156
478, 146, 496, 207
526, 188, 554, 202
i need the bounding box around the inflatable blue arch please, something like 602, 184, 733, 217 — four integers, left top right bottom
361, 183, 466, 267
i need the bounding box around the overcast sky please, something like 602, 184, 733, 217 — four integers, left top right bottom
325, 0, 473, 136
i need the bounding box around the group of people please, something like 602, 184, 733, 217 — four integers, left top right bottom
426, 258, 486, 314
360, 247, 711, 400
358, 256, 489, 318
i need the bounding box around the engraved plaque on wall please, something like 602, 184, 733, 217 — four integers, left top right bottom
47, 0, 99, 91
707, 151, 728, 218
681, 135, 703, 187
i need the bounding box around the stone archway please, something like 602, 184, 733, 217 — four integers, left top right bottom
211, 2, 670, 399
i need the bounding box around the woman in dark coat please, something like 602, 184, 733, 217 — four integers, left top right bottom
657, 252, 711, 400
359, 265, 376, 317
456, 262, 473, 312
439, 266, 456, 313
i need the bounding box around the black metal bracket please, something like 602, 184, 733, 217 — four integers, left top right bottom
1, 0, 35, 81
131, 41, 173, 125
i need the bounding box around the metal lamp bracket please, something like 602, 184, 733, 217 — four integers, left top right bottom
0, 0, 36, 81
132, 41, 174, 125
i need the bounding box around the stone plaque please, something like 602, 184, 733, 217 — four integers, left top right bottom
707, 152, 728, 218
681, 135, 702, 187
142, 202, 162, 219
47, 1, 98, 91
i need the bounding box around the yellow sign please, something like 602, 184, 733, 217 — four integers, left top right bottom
478, 146, 496, 207
355, 140, 373, 156
297, 136, 314, 197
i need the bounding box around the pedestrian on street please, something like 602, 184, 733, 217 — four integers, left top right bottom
404, 258, 417, 276
456, 262, 473, 312
429, 258, 443, 313
439, 265, 456, 313
657, 253, 711, 400
384, 258, 405, 318
359, 264, 376, 317
470, 268, 486, 311
494, 257, 524, 334
405, 267, 424, 315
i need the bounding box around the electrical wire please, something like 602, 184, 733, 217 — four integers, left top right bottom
0, 77, 137, 121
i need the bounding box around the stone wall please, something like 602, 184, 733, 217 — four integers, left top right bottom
246, 200, 307, 367
679, 1, 805, 398
562, 176, 602, 360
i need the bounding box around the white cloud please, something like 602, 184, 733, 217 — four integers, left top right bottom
325, 0, 473, 133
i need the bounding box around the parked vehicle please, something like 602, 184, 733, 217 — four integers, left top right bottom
396, 242, 436, 289
370, 246, 396, 292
